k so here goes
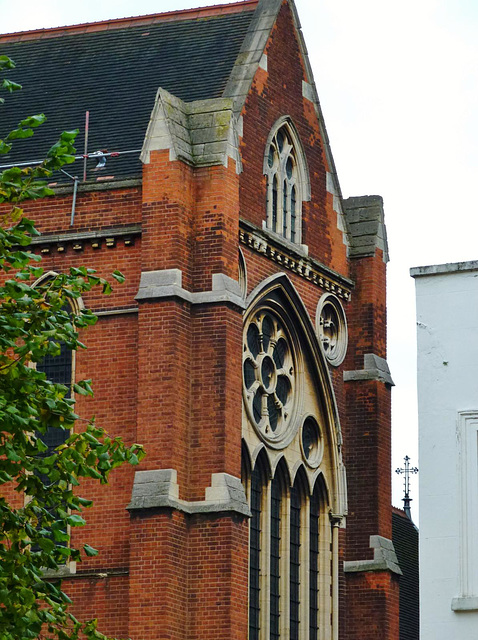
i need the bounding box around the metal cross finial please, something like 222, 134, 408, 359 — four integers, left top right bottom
396, 455, 418, 520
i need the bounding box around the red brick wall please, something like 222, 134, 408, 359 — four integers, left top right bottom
239, 2, 349, 276
0, 3, 398, 638
345, 572, 400, 640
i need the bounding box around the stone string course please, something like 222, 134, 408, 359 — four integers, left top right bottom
240, 225, 353, 301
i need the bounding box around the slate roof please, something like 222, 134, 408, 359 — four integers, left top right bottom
0, 3, 256, 181
392, 508, 419, 640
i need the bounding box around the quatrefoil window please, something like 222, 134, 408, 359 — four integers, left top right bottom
243, 311, 296, 444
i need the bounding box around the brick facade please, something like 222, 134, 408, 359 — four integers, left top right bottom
0, 1, 402, 638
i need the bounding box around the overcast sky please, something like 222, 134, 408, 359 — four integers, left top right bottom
2, 0, 476, 521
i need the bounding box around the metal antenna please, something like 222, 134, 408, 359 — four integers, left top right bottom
395, 455, 418, 520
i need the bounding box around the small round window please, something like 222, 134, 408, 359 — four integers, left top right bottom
300, 416, 323, 468
316, 294, 348, 366
243, 310, 297, 446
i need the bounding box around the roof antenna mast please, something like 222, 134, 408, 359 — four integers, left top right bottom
395, 455, 418, 520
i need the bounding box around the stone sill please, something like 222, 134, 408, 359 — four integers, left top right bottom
452, 596, 478, 612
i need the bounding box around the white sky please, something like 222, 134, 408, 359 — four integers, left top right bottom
2, 0, 476, 522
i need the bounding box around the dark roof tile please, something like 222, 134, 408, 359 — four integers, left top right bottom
1, 7, 255, 180
392, 509, 419, 640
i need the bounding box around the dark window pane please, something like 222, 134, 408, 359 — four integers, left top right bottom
37, 340, 72, 392
249, 465, 263, 640
261, 315, 273, 353
273, 338, 287, 369
267, 395, 278, 432
277, 129, 284, 152
286, 156, 293, 179
270, 476, 282, 640
272, 175, 278, 232
244, 359, 256, 390
291, 186, 297, 243
283, 180, 288, 236
253, 390, 263, 424
302, 418, 317, 461
36, 339, 72, 456
247, 323, 260, 359
275, 376, 290, 406
310, 486, 320, 640
290, 484, 301, 640
261, 356, 274, 392
35, 337, 73, 550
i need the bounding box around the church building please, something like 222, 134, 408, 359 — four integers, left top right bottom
1, 1, 400, 638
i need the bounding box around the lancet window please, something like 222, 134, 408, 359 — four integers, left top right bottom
265, 122, 307, 244
243, 454, 331, 640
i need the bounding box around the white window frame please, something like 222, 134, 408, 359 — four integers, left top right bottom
453, 411, 478, 610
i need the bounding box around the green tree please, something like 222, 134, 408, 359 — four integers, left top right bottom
0, 55, 144, 640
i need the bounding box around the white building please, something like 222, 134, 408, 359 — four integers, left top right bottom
411, 260, 478, 640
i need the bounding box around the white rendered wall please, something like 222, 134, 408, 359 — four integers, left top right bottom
413, 262, 478, 640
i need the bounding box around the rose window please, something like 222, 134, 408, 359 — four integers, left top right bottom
243, 311, 295, 443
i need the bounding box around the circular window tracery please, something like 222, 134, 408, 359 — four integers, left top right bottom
243, 310, 296, 446
300, 416, 323, 468
316, 294, 348, 367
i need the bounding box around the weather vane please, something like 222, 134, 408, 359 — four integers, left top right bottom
396, 455, 418, 520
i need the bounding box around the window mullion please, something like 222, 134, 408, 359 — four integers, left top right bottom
318, 507, 332, 640
302, 497, 311, 640
262, 477, 272, 640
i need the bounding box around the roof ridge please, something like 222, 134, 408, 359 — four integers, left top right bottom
0, 0, 258, 42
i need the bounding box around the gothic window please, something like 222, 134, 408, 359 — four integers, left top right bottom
34, 299, 75, 553
242, 280, 342, 640
36, 336, 73, 457
242, 456, 329, 640
265, 121, 308, 244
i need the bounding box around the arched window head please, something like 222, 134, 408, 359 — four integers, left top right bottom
264, 119, 310, 245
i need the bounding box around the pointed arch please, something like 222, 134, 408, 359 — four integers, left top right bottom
249, 446, 270, 640
263, 116, 311, 202
263, 116, 310, 244
290, 460, 312, 495
244, 271, 346, 518
242, 273, 347, 640
32, 270, 85, 315
310, 472, 333, 640
270, 456, 289, 640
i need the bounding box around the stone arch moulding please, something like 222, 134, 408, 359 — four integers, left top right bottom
262, 116, 311, 246
263, 115, 311, 202
32, 270, 85, 315
290, 460, 312, 495
243, 272, 347, 519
